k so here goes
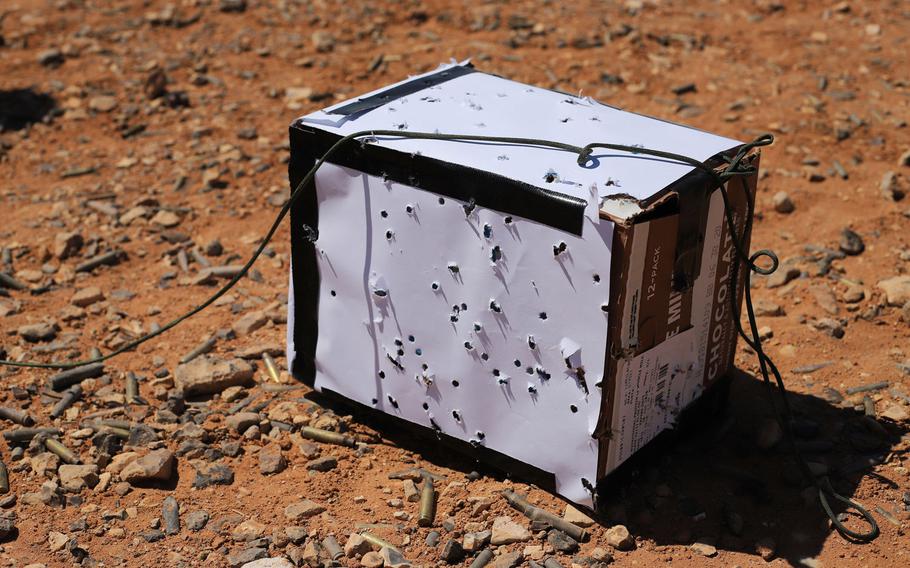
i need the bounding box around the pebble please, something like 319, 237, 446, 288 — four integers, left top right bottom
491, 516, 531, 545
58, 464, 99, 492
193, 463, 234, 488
880, 171, 906, 201
18, 322, 58, 342
772, 191, 795, 213
233, 311, 269, 336
174, 356, 255, 396
226, 548, 267, 568
37, 48, 64, 67
360, 551, 384, 568
690, 539, 717, 557
766, 265, 800, 288
162, 496, 180, 535
810, 285, 839, 315
604, 524, 635, 551
563, 504, 595, 527
812, 318, 845, 339
379, 546, 409, 568
185, 510, 209, 531
756, 417, 783, 449
839, 228, 865, 255
241, 559, 293, 568
307, 456, 337, 472
546, 529, 579, 553
440, 538, 465, 563
284, 499, 326, 521
120, 449, 175, 484
259, 446, 287, 475
878, 276, 910, 306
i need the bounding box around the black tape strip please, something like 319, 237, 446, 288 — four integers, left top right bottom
292, 125, 587, 234
328, 64, 476, 116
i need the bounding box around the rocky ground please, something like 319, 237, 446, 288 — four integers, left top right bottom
1, 0, 910, 567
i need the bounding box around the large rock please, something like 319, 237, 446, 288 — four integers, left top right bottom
120, 449, 175, 484
490, 516, 531, 545
58, 464, 99, 492
174, 356, 254, 396
878, 276, 910, 306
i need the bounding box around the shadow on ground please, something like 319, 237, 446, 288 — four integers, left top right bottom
0, 89, 56, 132
308, 369, 908, 565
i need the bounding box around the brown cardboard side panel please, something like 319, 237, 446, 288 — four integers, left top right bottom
635, 213, 679, 355
594, 222, 631, 478
702, 153, 760, 386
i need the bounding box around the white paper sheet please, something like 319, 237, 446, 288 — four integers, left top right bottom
309, 163, 613, 505
299, 63, 742, 210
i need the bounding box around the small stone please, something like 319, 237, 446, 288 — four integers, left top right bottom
284, 499, 325, 521
259, 446, 287, 475
772, 191, 795, 213
810, 285, 839, 315
899, 149, 910, 168
219, 0, 247, 13
563, 504, 595, 527
882, 404, 909, 422
547, 529, 579, 553
47, 530, 69, 552
120, 449, 175, 484
440, 539, 465, 563
490, 550, 522, 568
345, 533, 373, 557
756, 417, 783, 449
881, 171, 906, 201
312, 31, 336, 53
843, 283, 865, 303
839, 228, 865, 255
491, 516, 531, 545
88, 95, 118, 113
18, 322, 57, 342
755, 537, 776, 561
878, 276, 910, 306
58, 464, 99, 492
812, 318, 845, 338
227, 412, 260, 434
141, 529, 165, 542
162, 496, 180, 535
193, 463, 234, 488
360, 551, 384, 568
766, 265, 800, 288
285, 526, 307, 545
205, 239, 224, 256
0, 516, 16, 539
590, 547, 613, 562
226, 548, 267, 567
233, 311, 269, 336
605, 524, 634, 551
186, 510, 209, 531
38, 48, 64, 67
71, 287, 104, 307
151, 210, 181, 228
232, 519, 267, 542
753, 299, 785, 317
403, 479, 420, 502
240, 559, 294, 568
174, 356, 254, 396
54, 232, 83, 260
690, 539, 717, 557
379, 547, 409, 568
307, 456, 337, 472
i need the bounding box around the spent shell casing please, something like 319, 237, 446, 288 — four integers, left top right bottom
176, 249, 189, 273
49, 363, 104, 391
322, 536, 343, 560
417, 476, 436, 527
299, 426, 357, 448
190, 248, 211, 268
359, 531, 399, 553
0, 272, 27, 291
51, 385, 82, 419
75, 249, 124, 273
262, 353, 281, 383
3, 427, 62, 443
125, 372, 139, 403
45, 438, 80, 464
469, 549, 494, 568
99, 419, 132, 430
0, 406, 35, 426
501, 489, 587, 542
179, 335, 216, 364
0, 460, 8, 494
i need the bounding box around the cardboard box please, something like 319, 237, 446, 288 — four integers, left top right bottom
287, 63, 759, 508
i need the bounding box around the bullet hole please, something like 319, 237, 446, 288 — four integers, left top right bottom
330, 290, 336, 297
528, 335, 537, 349
492, 369, 500, 377
387, 395, 399, 408
438, 197, 445, 205
450, 313, 459, 323
431, 281, 440, 291
528, 384, 537, 394
452, 409, 461, 422
372, 398, 379, 405
373, 288, 388, 298
386, 353, 403, 369
490, 246, 502, 263
560, 117, 570, 123
544, 170, 558, 183
463, 198, 476, 216
536, 366, 551, 380
539, 311, 548, 320
476, 430, 485, 440
415, 348, 423, 356
385, 230, 394, 240
489, 300, 502, 313
513, 359, 521, 367
605, 177, 621, 187
483, 224, 493, 238
497, 154, 509, 161
464, 341, 473, 350
408, 334, 415, 342
473, 322, 483, 332
504, 216, 513, 224
593, 273, 601, 283
448, 262, 460, 274
570, 404, 578, 413
394, 338, 403, 346
451, 379, 460, 387
380, 210, 389, 218
430, 418, 442, 432
582, 478, 594, 493
601, 303, 609, 312
422, 402, 429, 410
460, 302, 467, 311
421, 363, 429, 370
481, 353, 489, 361
553, 241, 568, 256
497, 377, 509, 385
397, 348, 405, 357
378, 370, 386, 379
406, 204, 414, 213
525, 366, 534, 375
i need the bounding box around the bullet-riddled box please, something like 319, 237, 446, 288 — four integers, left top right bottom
287, 63, 759, 508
